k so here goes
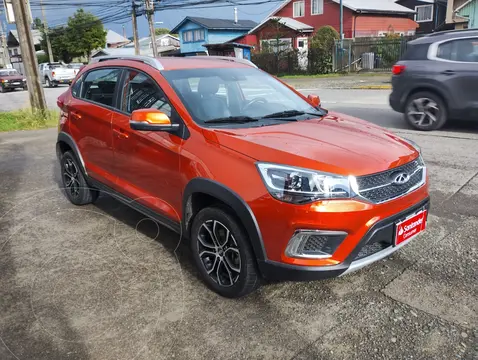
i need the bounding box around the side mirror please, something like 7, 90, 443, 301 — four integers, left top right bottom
129, 109, 179, 132
307, 94, 321, 108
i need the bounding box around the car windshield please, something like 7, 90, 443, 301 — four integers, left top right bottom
0, 70, 19, 76
162, 67, 324, 127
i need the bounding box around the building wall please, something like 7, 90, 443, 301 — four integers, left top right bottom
208, 29, 249, 44
252, 23, 311, 51
274, 0, 355, 38
397, 0, 444, 33
354, 16, 419, 37
471, 0, 478, 28
234, 34, 258, 47
178, 21, 208, 54
177, 20, 249, 54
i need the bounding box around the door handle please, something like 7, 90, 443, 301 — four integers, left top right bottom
441, 70, 455, 76
70, 111, 82, 120
113, 128, 129, 139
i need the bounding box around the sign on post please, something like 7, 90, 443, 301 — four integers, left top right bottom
3, 0, 33, 24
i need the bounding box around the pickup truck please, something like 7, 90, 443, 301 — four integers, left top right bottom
39, 63, 76, 87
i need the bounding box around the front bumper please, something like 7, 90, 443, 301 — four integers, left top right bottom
53, 79, 74, 85
1, 82, 26, 89
258, 197, 430, 281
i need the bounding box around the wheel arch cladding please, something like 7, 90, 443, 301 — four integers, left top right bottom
183, 178, 267, 261
56, 132, 87, 175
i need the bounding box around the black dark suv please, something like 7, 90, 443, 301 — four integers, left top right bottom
390, 29, 478, 131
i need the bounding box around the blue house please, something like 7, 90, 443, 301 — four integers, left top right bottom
171, 16, 257, 57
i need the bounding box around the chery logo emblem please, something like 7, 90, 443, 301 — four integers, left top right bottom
392, 172, 410, 185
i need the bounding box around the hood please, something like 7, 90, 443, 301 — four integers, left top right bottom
0, 75, 24, 81
206, 112, 419, 176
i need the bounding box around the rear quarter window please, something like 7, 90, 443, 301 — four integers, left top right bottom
401, 44, 430, 60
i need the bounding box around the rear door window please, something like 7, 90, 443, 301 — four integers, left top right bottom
80, 68, 121, 107
437, 38, 478, 62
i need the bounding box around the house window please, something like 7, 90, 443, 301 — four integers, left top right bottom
183, 29, 205, 42
183, 30, 193, 42
261, 38, 292, 52
311, 0, 323, 15
293, 1, 305, 17
415, 5, 433, 23
193, 29, 205, 41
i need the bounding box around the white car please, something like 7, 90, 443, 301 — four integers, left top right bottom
39, 63, 77, 87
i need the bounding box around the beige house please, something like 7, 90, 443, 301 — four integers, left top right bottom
446, 0, 470, 28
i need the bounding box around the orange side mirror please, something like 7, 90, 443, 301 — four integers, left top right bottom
307, 94, 321, 108
129, 109, 179, 132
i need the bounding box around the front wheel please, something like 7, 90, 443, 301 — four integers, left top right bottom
404, 92, 447, 131
190, 207, 260, 298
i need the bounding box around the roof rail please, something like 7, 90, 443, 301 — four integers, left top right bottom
197, 56, 258, 68
89, 55, 164, 70
426, 28, 478, 37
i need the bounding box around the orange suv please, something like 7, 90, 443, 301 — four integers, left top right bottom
56, 55, 430, 298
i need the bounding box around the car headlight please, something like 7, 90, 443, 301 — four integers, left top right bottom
403, 137, 421, 154
257, 163, 356, 204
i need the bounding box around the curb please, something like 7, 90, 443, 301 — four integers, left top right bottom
353, 85, 392, 90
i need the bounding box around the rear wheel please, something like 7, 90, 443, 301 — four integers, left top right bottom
60, 151, 98, 205
404, 91, 447, 131
191, 207, 260, 298
45, 78, 52, 88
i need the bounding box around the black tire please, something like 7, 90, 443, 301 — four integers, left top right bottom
60, 151, 98, 205
404, 91, 447, 131
190, 207, 260, 298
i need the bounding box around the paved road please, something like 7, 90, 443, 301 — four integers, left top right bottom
3, 87, 478, 134
1, 114, 477, 357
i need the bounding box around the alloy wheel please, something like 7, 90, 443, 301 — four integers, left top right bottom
197, 220, 241, 287
406, 98, 439, 127
63, 158, 81, 199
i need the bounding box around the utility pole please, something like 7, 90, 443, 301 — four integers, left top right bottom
145, 0, 158, 57
339, 0, 343, 46
132, 0, 140, 55
339, 0, 343, 71
0, 14, 10, 68
11, 0, 47, 112
40, 0, 54, 63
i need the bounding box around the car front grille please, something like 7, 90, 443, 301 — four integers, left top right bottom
356, 158, 425, 204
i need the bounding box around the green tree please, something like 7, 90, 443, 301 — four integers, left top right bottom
66, 9, 106, 59
309, 26, 340, 74
33, 17, 44, 30
155, 28, 178, 38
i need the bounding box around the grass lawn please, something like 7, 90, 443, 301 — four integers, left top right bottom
280, 72, 390, 79
0, 109, 59, 132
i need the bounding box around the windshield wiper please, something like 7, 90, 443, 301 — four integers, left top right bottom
204, 116, 259, 124
261, 110, 323, 119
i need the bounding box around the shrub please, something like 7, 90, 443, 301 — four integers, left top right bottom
309, 26, 340, 74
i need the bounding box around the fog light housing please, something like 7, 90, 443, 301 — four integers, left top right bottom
285, 230, 347, 259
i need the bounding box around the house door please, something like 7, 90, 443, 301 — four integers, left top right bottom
297, 37, 308, 70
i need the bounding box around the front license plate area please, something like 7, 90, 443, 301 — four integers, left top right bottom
395, 209, 427, 246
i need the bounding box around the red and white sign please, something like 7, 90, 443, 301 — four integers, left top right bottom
395, 210, 427, 246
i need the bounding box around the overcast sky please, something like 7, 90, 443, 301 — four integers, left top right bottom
3, 1, 282, 39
